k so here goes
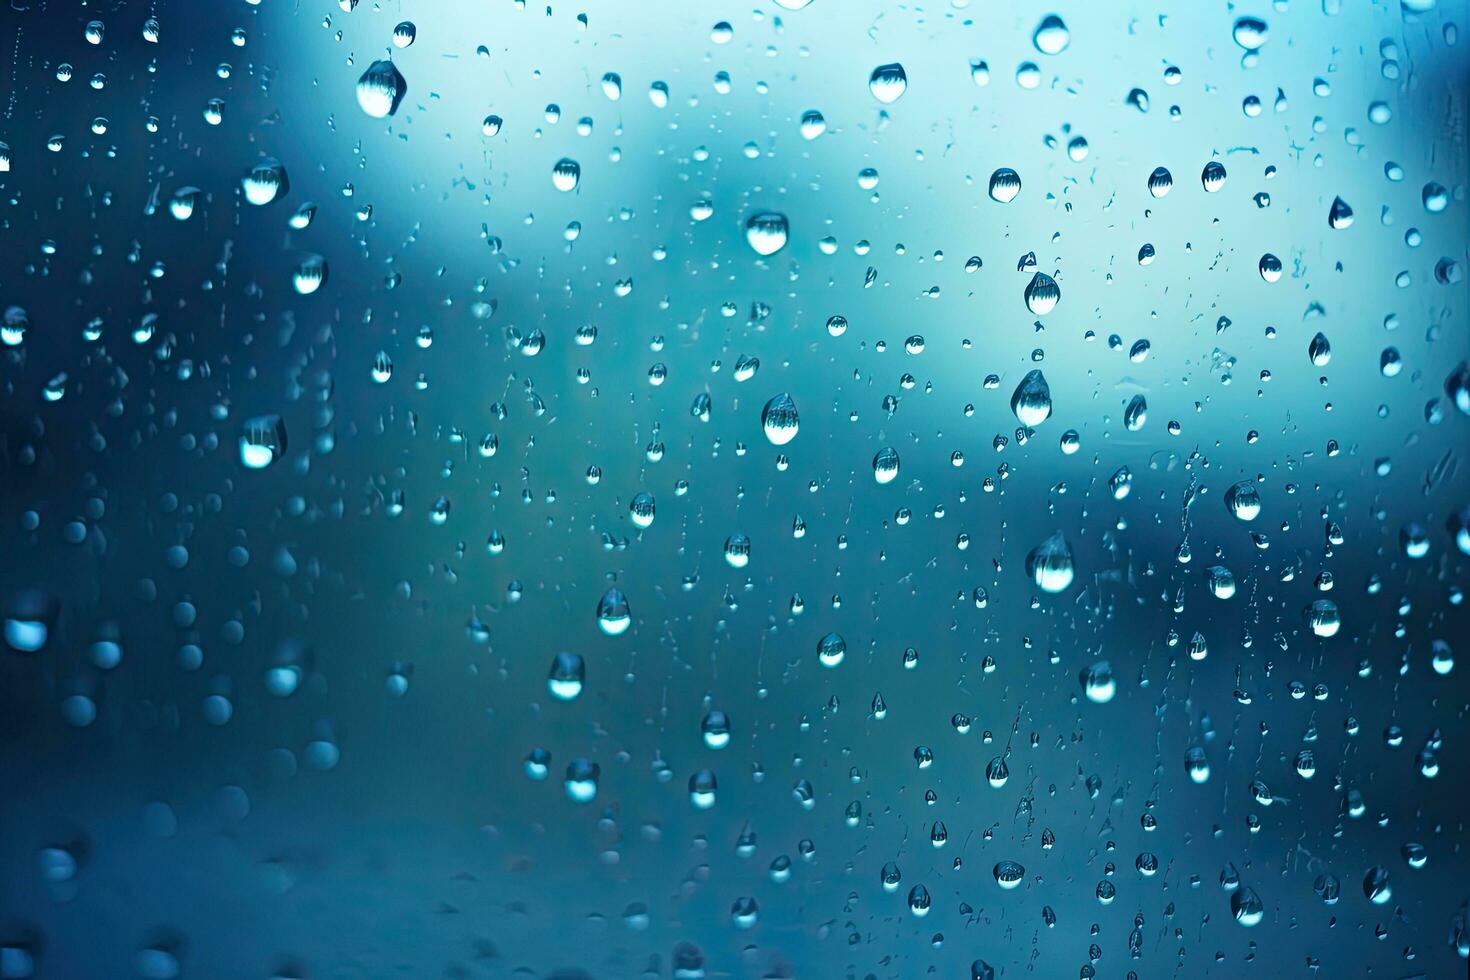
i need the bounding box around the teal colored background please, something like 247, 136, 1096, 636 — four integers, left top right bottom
1, 0, 1468, 976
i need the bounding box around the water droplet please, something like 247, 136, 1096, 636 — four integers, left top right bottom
993, 860, 1025, 889
242, 157, 289, 206
1306, 599, 1341, 638
1231, 887, 1265, 926
1023, 272, 1060, 315
564, 758, 599, 802
1201, 160, 1227, 191
761, 393, 800, 445
1011, 370, 1053, 426
596, 588, 632, 636
1259, 253, 1283, 283
1081, 660, 1116, 703
1147, 166, 1173, 198
1032, 14, 1070, 55
817, 631, 847, 668
547, 652, 585, 700
1026, 531, 1075, 593
551, 158, 581, 192
1232, 16, 1269, 50
1185, 745, 1211, 783
292, 254, 328, 295
872, 447, 901, 484
1308, 331, 1332, 365
239, 415, 288, 469
988, 167, 1022, 203
745, 211, 789, 256
868, 63, 908, 104
1225, 480, 1261, 521
355, 59, 407, 118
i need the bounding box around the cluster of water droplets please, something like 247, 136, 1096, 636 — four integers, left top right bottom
0, 1, 1467, 977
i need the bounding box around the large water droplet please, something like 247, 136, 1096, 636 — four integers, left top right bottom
551, 157, 581, 192
872, 446, 901, 484
988, 167, 1021, 203
761, 392, 800, 445
596, 588, 632, 635
1081, 660, 1116, 703
1225, 480, 1262, 521
1232, 16, 1269, 50
1024, 272, 1060, 315
1026, 531, 1075, 593
355, 59, 407, 118
239, 414, 288, 469
242, 157, 288, 206
1201, 160, 1227, 192
745, 212, 789, 256
868, 63, 908, 104
1011, 370, 1053, 426
817, 631, 847, 667
1032, 14, 1070, 55
547, 651, 585, 700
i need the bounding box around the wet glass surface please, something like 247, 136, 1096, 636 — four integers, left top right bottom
1, 1, 1469, 977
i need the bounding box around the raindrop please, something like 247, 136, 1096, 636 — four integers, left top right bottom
1011, 370, 1053, 426
239, 415, 288, 469
355, 59, 407, 118
596, 588, 632, 636
745, 212, 790, 256
868, 63, 908, 104
551, 158, 582, 192
1032, 14, 1070, 55
761, 393, 800, 445
988, 167, 1022, 203
872, 447, 901, 484
1026, 531, 1075, 593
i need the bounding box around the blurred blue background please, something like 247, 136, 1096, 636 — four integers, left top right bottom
1, 0, 1468, 977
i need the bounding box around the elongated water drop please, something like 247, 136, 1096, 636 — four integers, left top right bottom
1201, 160, 1227, 191
1024, 272, 1060, 315
1081, 660, 1116, 703
872, 447, 900, 484
596, 588, 631, 635
1026, 531, 1075, 593
761, 392, 799, 444
1147, 166, 1173, 198
1011, 370, 1053, 426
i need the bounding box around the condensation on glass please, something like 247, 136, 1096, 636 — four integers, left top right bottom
0, 0, 1467, 977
